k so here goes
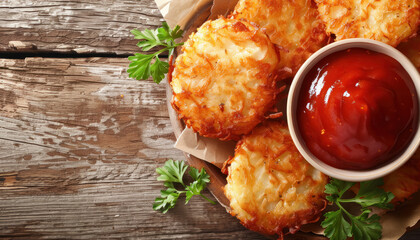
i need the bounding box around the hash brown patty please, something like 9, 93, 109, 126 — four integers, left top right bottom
223, 121, 328, 239
171, 18, 281, 141
233, 0, 329, 78
315, 0, 420, 46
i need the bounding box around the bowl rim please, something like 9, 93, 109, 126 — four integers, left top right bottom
287, 38, 420, 182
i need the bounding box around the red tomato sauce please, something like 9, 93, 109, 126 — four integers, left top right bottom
297, 48, 418, 170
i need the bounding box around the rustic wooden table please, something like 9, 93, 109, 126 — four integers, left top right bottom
0, 1, 419, 239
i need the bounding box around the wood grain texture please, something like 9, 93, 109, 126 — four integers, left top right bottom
0, 59, 418, 240
0, 57, 268, 239
0, 0, 163, 55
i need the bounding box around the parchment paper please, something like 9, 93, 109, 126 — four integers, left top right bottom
153, 0, 420, 238
155, 0, 212, 29
155, 0, 238, 29
174, 127, 235, 169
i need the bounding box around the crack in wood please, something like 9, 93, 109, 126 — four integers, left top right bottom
0, 136, 55, 149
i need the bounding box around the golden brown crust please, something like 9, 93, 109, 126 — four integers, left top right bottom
171, 18, 281, 141
224, 121, 328, 239
315, 0, 420, 47
233, 0, 329, 78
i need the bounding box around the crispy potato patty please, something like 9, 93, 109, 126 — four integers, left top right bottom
171, 18, 280, 141
315, 0, 420, 46
233, 0, 328, 77
223, 121, 328, 238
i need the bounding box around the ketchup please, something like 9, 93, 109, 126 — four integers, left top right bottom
297, 48, 418, 170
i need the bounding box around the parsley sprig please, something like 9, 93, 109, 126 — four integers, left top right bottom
322, 178, 394, 240
128, 22, 184, 83
153, 159, 216, 213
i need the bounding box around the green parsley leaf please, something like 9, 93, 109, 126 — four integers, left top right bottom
163, 181, 175, 189
127, 53, 153, 80
153, 189, 180, 213
351, 210, 382, 240
132, 28, 161, 51
185, 181, 201, 204
156, 159, 188, 185
185, 168, 214, 204
157, 22, 172, 42
325, 178, 355, 197
322, 210, 352, 240
170, 25, 184, 40
128, 22, 184, 83
321, 178, 394, 240
353, 179, 395, 209
189, 167, 210, 184
150, 57, 169, 84
153, 159, 215, 213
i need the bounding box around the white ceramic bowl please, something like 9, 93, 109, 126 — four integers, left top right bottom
287, 38, 420, 182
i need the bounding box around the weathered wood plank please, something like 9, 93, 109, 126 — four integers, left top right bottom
0, 58, 418, 239
0, 57, 269, 239
0, 0, 162, 55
